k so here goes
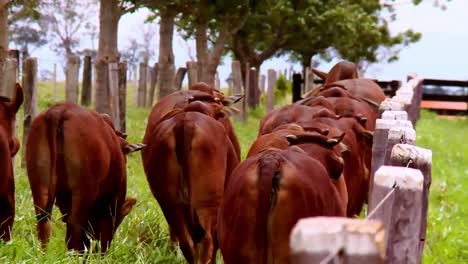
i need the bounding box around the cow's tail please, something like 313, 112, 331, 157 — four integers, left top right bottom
256, 152, 282, 264
173, 117, 205, 244
40, 108, 66, 222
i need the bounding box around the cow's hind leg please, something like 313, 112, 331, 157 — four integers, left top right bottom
194, 208, 217, 264
162, 204, 195, 263
0, 194, 14, 242
66, 195, 92, 252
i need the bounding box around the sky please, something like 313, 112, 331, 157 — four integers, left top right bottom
30, 0, 468, 86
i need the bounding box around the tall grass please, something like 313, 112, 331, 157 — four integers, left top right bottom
0, 83, 466, 263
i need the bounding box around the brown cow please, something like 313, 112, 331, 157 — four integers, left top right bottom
311, 60, 359, 85
143, 83, 242, 160
258, 104, 338, 136
298, 96, 377, 131
0, 84, 23, 242
295, 116, 373, 216
218, 146, 346, 264
26, 102, 143, 252
248, 126, 349, 212
142, 102, 239, 264
307, 61, 385, 104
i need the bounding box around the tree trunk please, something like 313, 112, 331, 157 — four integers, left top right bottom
94, 0, 121, 116
195, 19, 210, 85
0, 1, 8, 91
157, 9, 176, 99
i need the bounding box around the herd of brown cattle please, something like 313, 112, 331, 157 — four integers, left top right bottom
0, 61, 385, 263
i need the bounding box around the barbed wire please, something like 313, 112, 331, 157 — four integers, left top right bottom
320, 247, 343, 264
366, 182, 397, 220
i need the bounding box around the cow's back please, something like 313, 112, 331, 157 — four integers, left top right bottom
219, 148, 344, 264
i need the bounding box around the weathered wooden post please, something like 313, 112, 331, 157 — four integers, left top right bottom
231, 60, 244, 122
247, 67, 258, 109
0, 58, 17, 100
65, 55, 80, 103
2, 54, 18, 171
147, 63, 158, 107
378, 98, 404, 117
8, 49, 19, 77
108, 62, 120, 130
215, 72, 221, 91
290, 217, 385, 263
292, 73, 302, 103
259, 74, 266, 94
266, 69, 276, 112
137, 62, 147, 107
381, 110, 408, 120
384, 126, 416, 164
133, 64, 138, 106
390, 144, 432, 262
369, 118, 413, 198
186, 61, 198, 89
53, 63, 58, 101
368, 166, 424, 264
21, 57, 38, 167
118, 62, 127, 133
243, 63, 250, 121
81, 53, 92, 106
174, 67, 187, 91
303, 67, 309, 95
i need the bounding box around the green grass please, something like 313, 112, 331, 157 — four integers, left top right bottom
0, 83, 466, 263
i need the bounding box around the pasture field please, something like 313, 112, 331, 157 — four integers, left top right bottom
0, 82, 466, 263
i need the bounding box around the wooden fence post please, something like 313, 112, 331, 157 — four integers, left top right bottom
290, 217, 385, 263
81, 54, 92, 106
133, 64, 138, 106
384, 126, 416, 164
147, 63, 158, 107
259, 74, 266, 94
266, 69, 276, 112
381, 110, 408, 120
137, 62, 147, 108
390, 144, 432, 262
108, 62, 120, 130
231, 60, 244, 122
118, 62, 127, 133
247, 67, 258, 109
215, 72, 221, 91
21, 57, 38, 167
303, 67, 309, 95
186, 61, 198, 89
292, 73, 302, 103
0, 58, 17, 100
369, 118, 413, 198
368, 166, 424, 264
243, 63, 250, 121
65, 55, 80, 103
53, 63, 57, 101
174, 67, 187, 91
378, 98, 404, 117
3, 55, 18, 171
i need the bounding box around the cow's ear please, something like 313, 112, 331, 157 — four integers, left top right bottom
311, 68, 329, 80
336, 142, 349, 154
120, 197, 136, 218
326, 133, 346, 148
358, 130, 373, 147
219, 105, 240, 117
222, 94, 244, 105
123, 143, 146, 154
